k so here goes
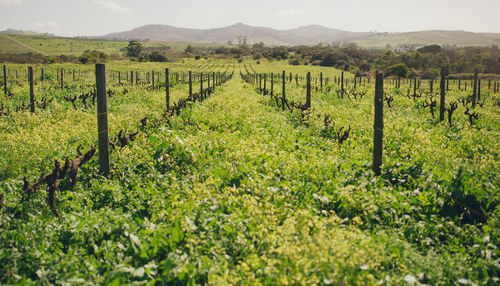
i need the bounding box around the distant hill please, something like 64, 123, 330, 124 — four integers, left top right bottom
0, 29, 52, 36
102, 23, 500, 47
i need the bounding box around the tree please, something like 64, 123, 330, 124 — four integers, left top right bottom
417, 44, 442, 54
185, 45, 194, 53
126, 40, 142, 57
387, 63, 409, 77
149, 51, 168, 62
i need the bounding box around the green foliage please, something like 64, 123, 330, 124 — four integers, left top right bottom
78, 50, 108, 64
126, 40, 143, 57
148, 51, 168, 62
184, 45, 194, 53
417, 44, 442, 54
387, 63, 409, 77
0, 59, 499, 285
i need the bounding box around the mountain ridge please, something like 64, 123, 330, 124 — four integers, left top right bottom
100, 23, 500, 47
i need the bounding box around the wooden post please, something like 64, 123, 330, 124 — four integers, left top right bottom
413, 76, 417, 99
263, 74, 267, 95
165, 68, 170, 109
270, 72, 274, 96
130, 71, 134, 86
320, 72, 323, 90
73, 70, 75, 81
95, 64, 110, 177
118, 72, 121, 85
60, 68, 64, 90
207, 71, 211, 95
306, 72, 311, 109
439, 67, 446, 122
28, 66, 35, 113
152, 70, 155, 89
458, 79, 461, 90
189, 71, 192, 97
341, 71, 344, 93
282, 70, 286, 111
430, 79, 433, 92
373, 72, 384, 176
478, 79, 481, 101
472, 68, 478, 108
213, 72, 216, 91
3, 65, 6, 95
200, 73, 203, 101
41, 68, 44, 82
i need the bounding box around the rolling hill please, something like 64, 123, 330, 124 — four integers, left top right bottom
102, 23, 500, 47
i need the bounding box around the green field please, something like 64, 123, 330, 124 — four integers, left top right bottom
0, 34, 226, 56
0, 59, 499, 284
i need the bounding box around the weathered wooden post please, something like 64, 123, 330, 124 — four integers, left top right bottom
477, 79, 481, 101
189, 71, 192, 97
270, 72, 274, 96
3, 65, 6, 95
118, 71, 121, 85
320, 72, 323, 90
41, 68, 44, 82
152, 70, 155, 89
130, 71, 134, 86
282, 70, 286, 111
306, 72, 311, 109
413, 76, 417, 99
341, 71, 344, 94
263, 74, 267, 95
73, 70, 75, 81
472, 68, 478, 108
207, 72, 210, 95
213, 72, 216, 91
430, 79, 433, 92
28, 66, 35, 113
165, 68, 170, 109
200, 73, 203, 101
373, 72, 384, 176
60, 68, 64, 89
439, 67, 446, 122
458, 79, 461, 90
95, 64, 110, 177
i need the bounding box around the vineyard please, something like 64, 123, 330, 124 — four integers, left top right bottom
0, 58, 499, 285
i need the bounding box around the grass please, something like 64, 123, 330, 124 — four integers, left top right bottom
0, 34, 228, 56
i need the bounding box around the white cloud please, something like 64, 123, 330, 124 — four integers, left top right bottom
274, 9, 313, 17
92, 0, 130, 13
0, 0, 23, 5
32, 21, 59, 32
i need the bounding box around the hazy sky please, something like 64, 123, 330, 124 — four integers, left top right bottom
1, 0, 499, 36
